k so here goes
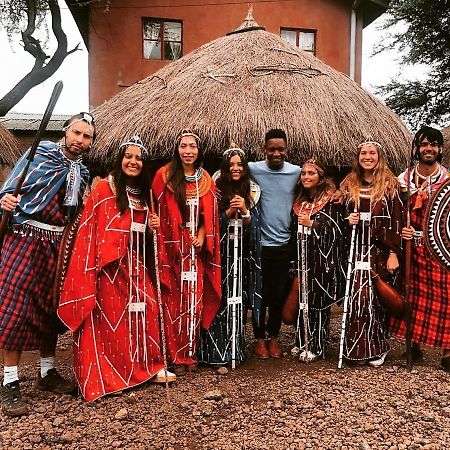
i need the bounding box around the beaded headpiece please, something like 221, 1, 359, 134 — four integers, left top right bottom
177, 128, 201, 143
223, 142, 245, 159
357, 136, 382, 150
63, 112, 95, 131
119, 134, 149, 159
302, 159, 324, 176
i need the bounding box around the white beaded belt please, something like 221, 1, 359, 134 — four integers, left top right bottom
23, 219, 65, 233
14, 219, 65, 242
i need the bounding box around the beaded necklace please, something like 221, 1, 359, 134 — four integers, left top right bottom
126, 185, 141, 195
184, 168, 202, 183
126, 192, 147, 211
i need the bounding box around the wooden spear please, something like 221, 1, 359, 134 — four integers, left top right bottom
0, 81, 63, 247
403, 143, 415, 371
150, 189, 170, 394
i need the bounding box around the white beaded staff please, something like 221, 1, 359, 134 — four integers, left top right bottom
178, 130, 201, 370
223, 144, 246, 369
338, 139, 380, 368
185, 194, 199, 365
338, 204, 358, 369
297, 201, 311, 360
297, 159, 322, 362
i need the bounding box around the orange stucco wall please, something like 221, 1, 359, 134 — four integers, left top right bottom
89, 0, 362, 108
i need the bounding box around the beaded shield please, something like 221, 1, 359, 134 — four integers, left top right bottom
424, 178, 450, 270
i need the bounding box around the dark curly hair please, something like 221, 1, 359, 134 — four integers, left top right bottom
412, 126, 443, 163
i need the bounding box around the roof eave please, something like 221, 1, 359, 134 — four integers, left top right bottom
356, 0, 390, 28
65, 0, 89, 49
66, 0, 388, 45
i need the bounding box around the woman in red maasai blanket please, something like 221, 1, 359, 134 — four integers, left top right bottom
152, 129, 221, 374
59, 135, 175, 402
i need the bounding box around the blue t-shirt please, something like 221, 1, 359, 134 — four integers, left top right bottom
249, 160, 300, 246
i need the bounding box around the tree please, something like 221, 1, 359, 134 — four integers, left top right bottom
375, 0, 450, 128
0, 0, 80, 116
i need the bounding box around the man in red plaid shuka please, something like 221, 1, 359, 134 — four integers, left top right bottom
0, 113, 94, 417
390, 126, 450, 372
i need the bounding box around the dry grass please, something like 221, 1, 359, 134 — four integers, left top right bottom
91, 26, 411, 174
0, 124, 20, 166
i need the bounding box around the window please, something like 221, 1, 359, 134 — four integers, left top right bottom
143, 18, 182, 60
280, 28, 316, 54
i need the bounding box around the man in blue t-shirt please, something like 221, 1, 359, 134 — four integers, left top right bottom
248, 129, 300, 359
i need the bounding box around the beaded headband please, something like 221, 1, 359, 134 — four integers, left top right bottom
358, 136, 382, 150
223, 143, 245, 158
63, 112, 95, 131
302, 159, 324, 176
119, 134, 149, 158
177, 129, 201, 143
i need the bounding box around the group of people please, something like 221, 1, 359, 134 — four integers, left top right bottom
0, 113, 448, 417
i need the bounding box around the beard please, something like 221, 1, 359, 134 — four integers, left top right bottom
419, 151, 440, 166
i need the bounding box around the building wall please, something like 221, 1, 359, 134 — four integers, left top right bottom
89, 0, 363, 108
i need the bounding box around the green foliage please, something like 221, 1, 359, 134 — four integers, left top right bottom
375, 0, 450, 127
0, 1, 48, 36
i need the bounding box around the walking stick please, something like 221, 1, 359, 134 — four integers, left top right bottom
185, 197, 199, 378
338, 207, 358, 369
150, 190, 170, 391
228, 211, 243, 369
298, 220, 310, 358
404, 147, 415, 370
0, 81, 63, 246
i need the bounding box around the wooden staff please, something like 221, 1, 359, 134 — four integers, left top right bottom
0, 81, 63, 247
403, 146, 415, 370
150, 190, 170, 390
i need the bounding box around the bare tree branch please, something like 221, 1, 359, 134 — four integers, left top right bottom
22, 0, 47, 70
0, 0, 81, 116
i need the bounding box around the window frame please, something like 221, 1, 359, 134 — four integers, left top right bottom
142, 17, 183, 61
280, 27, 317, 55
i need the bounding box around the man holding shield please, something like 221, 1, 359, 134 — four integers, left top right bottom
390, 126, 450, 372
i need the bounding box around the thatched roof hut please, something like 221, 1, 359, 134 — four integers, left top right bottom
0, 123, 20, 166
91, 10, 411, 174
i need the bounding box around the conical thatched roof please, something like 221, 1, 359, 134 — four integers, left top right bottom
91, 12, 411, 174
0, 123, 20, 166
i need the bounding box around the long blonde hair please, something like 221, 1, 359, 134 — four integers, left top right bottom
340, 142, 399, 203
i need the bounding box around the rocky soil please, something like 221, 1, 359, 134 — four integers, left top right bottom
1, 309, 449, 450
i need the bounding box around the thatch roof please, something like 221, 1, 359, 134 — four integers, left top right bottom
0, 123, 20, 166
91, 12, 411, 174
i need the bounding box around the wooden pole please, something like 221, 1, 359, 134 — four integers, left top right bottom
0, 81, 63, 246
150, 189, 170, 394
403, 146, 415, 371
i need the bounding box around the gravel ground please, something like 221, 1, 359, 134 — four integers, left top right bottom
1, 307, 449, 450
